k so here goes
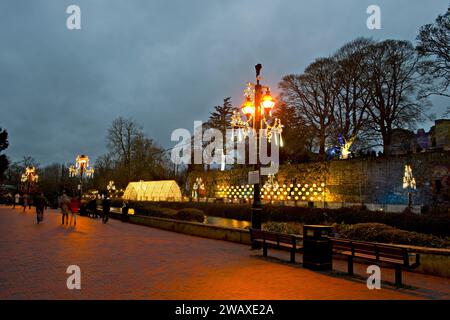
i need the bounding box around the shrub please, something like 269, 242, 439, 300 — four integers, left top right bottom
262, 222, 304, 235
125, 201, 251, 221
112, 201, 205, 222
174, 208, 205, 223
111, 200, 450, 236
334, 223, 450, 248
135, 205, 178, 219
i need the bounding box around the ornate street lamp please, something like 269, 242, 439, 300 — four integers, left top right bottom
69, 154, 94, 197
231, 64, 283, 230
21, 166, 39, 195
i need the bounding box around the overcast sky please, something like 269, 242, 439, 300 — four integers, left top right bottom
0, 0, 448, 166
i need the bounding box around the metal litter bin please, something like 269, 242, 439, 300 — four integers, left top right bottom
303, 225, 333, 271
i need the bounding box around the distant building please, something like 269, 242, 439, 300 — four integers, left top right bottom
415, 128, 429, 151
390, 119, 450, 154
390, 128, 418, 155
430, 119, 450, 150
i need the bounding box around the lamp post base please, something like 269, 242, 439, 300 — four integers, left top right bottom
251, 206, 262, 230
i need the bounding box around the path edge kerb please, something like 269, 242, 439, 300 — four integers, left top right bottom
120, 213, 252, 245
106, 211, 450, 278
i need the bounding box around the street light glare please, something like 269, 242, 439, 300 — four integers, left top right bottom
241, 96, 255, 115
261, 89, 275, 110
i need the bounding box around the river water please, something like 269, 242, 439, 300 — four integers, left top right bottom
204, 216, 251, 229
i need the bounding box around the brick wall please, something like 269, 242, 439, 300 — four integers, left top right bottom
186, 150, 450, 207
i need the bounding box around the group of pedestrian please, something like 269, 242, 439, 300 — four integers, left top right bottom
58, 191, 80, 227
7, 189, 129, 227
57, 191, 113, 226
11, 192, 32, 212
9, 192, 47, 223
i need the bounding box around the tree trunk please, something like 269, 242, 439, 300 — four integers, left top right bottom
319, 133, 326, 160
383, 133, 391, 155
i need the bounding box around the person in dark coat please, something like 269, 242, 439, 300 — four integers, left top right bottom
87, 198, 98, 218
121, 200, 129, 222
34, 192, 48, 224
102, 196, 111, 224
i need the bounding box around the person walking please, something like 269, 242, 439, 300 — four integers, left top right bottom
69, 196, 80, 227
87, 198, 98, 218
22, 193, 28, 212
13, 193, 20, 208
102, 195, 111, 224
58, 191, 71, 226
121, 200, 129, 222
34, 192, 48, 224
6, 193, 13, 206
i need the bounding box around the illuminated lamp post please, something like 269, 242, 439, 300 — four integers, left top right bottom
231, 64, 282, 230
69, 154, 94, 197
21, 166, 39, 195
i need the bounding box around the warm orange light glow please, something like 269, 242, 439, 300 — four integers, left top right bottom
261, 89, 275, 109
77, 154, 89, 167
241, 96, 255, 115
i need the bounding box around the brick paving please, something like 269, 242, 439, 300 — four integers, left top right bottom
0, 205, 448, 300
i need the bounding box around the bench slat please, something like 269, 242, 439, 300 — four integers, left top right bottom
331, 238, 415, 267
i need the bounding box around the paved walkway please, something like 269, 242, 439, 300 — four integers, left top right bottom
0, 205, 448, 299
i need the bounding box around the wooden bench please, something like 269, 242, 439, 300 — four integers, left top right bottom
332, 238, 420, 286
250, 229, 303, 263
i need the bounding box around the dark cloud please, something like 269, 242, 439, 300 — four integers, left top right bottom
0, 0, 448, 165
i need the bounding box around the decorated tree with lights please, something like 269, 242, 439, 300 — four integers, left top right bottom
402, 164, 416, 208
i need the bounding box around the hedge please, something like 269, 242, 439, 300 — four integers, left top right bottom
335, 223, 450, 249
111, 200, 450, 236
117, 201, 205, 223
262, 221, 450, 248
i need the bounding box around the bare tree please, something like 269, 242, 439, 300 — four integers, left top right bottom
93, 154, 115, 190
130, 134, 169, 181
107, 117, 143, 180
21, 156, 40, 168
272, 101, 314, 163
416, 6, 450, 98
331, 38, 374, 158
365, 40, 426, 155
279, 57, 337, 158
101, 117, 170, 188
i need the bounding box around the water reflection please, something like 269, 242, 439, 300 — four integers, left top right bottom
205, 216, 250, 229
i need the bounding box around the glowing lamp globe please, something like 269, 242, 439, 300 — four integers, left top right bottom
261, 89, 275, 110
241, 97, 255, 115
77, 155, 89, 168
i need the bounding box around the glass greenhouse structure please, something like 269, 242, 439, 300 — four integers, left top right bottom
123, 180, 182, 202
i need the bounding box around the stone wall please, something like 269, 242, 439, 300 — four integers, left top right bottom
186, 150, 450, 207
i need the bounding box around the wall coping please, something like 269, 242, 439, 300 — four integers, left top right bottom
131, 214, 250, 233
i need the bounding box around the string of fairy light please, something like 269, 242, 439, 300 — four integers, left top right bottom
216, 181, 326, 202
231, 82, 283, 146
